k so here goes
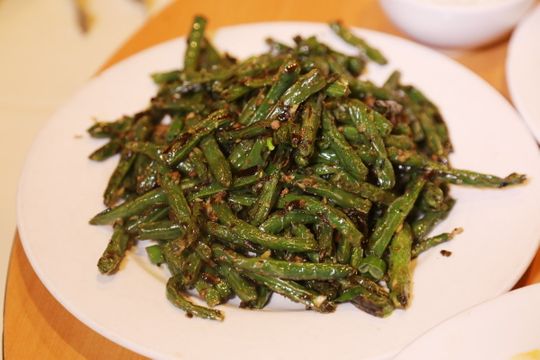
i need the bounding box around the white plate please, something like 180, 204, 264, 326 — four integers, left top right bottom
507, 5, 540, 142
17, 22, 540, 360
394, 283, 540, 359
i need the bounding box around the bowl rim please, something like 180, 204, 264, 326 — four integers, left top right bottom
381, 0, 535, 14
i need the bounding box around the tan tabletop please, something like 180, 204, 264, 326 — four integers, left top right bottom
4, 0, 540, 358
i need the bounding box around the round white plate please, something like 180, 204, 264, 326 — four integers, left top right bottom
394, 283, 540, 359
507, 5, 540, 142
17, 22, 540, 360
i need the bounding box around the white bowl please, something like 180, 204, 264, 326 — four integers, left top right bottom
379, 0, 535, 49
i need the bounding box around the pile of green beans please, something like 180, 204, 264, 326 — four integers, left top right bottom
89, 16, 526, 321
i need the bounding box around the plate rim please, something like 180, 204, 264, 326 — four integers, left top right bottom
394, 283, 540, 359
507, 4, 540, 142
16, 20, 540, 360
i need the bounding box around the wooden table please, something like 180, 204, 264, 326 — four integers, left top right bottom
4, 0, 539, 358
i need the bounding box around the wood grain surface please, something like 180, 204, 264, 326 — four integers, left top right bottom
5, 0, 539, 358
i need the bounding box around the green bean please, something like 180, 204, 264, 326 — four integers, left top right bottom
176, 158, 195, 175
388, 224, 413, 308
418, 112, 444, 158
303, 280, 340, 301
238, 90, 265, 125
272, 122, 296, 146
357, 255, 386, 280
384, 134, 415, 150
242, 58, 300, 125
188, 175, 260, 202
350, 246, 363, 269
165, 109, 232, 166
290, 223, 319, 263
383, 70, 401, 90
230, 137, 268, 170
412, 198, 455, 240
89, 139, 122, 161
228, 139, 253, 168
213, 244, 354, 280
211, 201, 318, 252
145, 244, 164, 265
188, 147, 210, 183
435, 122, 452, 152
336, 236, 352, 264
191, 241, 212, 264
166, 275, 224, 320
87, 116, 133, 138
248, 146, 289, 225
346, 53, 364, 72
329, 21, 387, 64
201, 37, 231, 68
335, 284, 394, 317
322, 110, 368, 182
184, 15, 207, 74
237, 53, 287, 77
412, 228, 463, 258
228, 192, 257, 207
125, 206, 169, 234
326, 55, 355, 88
409, 115, 425, 142
325, 77, 350, 98
244, 76, 274, 88
151, 70, 181, 85
259, 210, 318, 234
195, 278, 222, 307
90, 188, 167, 225
103, 150, 137, 207
341, 125, 368, 145
221, 84, 251, 101
217, 119, 274, 143
202, 268, 233, 301
350, 79, 393, 100
392, 122, 413, 137
387, 148, 527, 187
181, 251, 203, 287
206, 222, 260, 253
125, 141, 165, 164
270, 68, 326, 114
309, 163, 340, 176
418, 181, 445, 211
248, 167, 281, 226
347, 99, 395, 189
245, 272, 336, 313
136, 220, 184, 240
158, 166, 192, 225
295, 94, 323, 166
159, 238, 186, 276
293, 174, 372, 213
314, 222, 334, 261
134, 156, 155, 194
97, 224, 130, 274
247, 286, 273, 309
216, 264, 257, 303
367, 175, 426, 258
278, 194, 363, 248
200, 134, 232, 187
329, 170, 396, 205
341, 275, 390, 297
